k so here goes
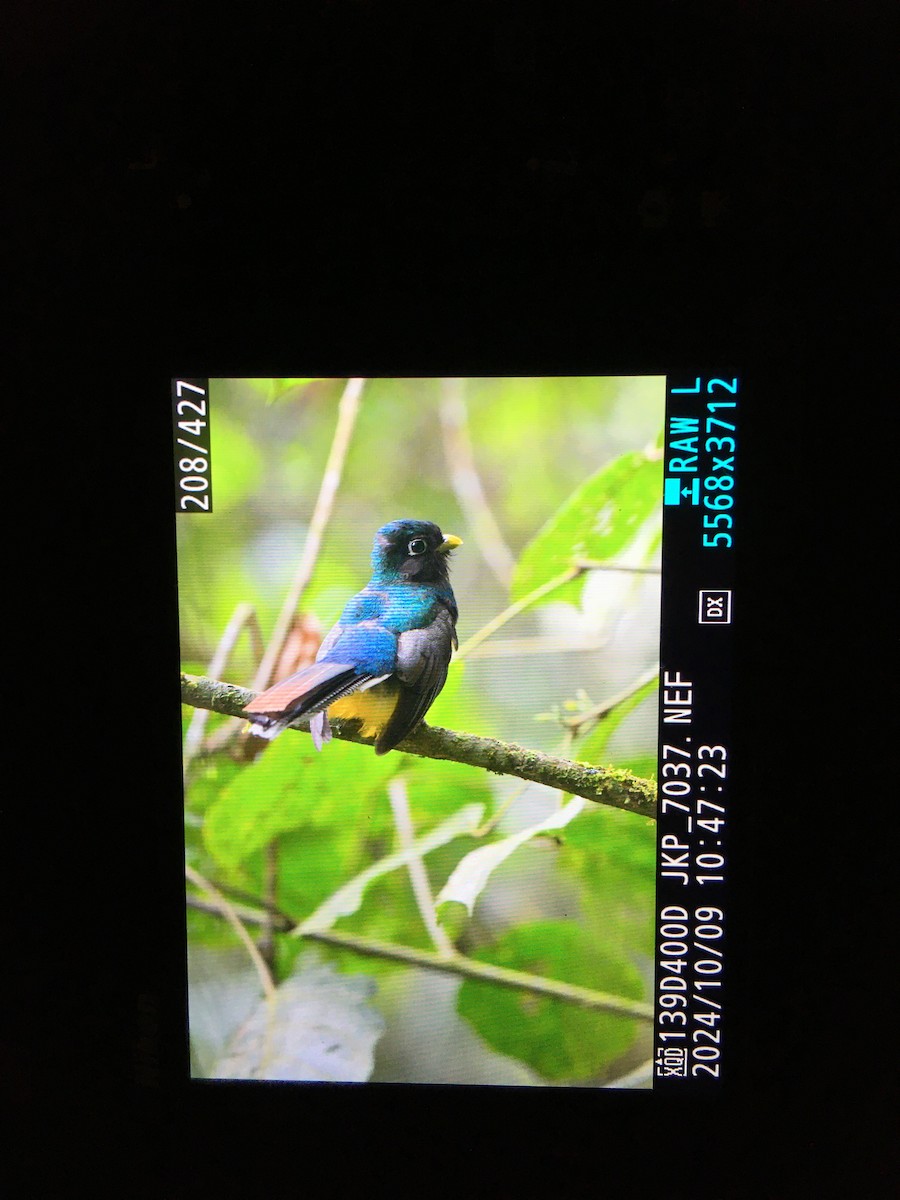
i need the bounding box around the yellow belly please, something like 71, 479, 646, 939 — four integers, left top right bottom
327, 680, 399, 737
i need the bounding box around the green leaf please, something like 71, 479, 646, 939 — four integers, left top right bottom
297, 803, 485, 934
185, 757, 242, 814
244, 378, 323, 404
561, 804, 656, 883
436, 900, 469, 943
457, 921, 646, 1081
203, 734, 398, 869
558, 804, 656, 957
271, 824, 369, 921
577, 673, 659, 765
400, 749, 494, 822
511, 448, 663, 608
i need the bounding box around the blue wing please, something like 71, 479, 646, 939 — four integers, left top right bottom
243, 582, 456, 751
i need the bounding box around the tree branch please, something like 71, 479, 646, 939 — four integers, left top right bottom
181, 672, 657, 819
186, 894, 294, 933
185, 864, 276, 1000
297, 927, 654, 1021
188, 884, 653, 1021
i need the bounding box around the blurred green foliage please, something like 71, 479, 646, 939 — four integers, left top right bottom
178, 376, 664, 1086
458, 921, 645, 1081
512, 448, 663, 607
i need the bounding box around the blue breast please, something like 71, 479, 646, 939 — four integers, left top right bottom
343, 584, 441, 633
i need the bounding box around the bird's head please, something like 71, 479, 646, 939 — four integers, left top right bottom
372, 520, 462, 583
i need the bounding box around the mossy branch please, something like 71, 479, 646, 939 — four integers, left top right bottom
181, 673, 657, 820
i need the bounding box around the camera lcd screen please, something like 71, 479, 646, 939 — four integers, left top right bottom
175, 374, 737, 1089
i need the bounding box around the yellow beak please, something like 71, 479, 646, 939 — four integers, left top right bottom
440, 534, 462, 552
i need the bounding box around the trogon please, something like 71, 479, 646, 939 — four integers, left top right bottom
243, 520, 462, 755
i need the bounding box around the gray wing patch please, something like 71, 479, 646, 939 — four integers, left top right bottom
394, 607, 456, 686
375, 607, 457, 754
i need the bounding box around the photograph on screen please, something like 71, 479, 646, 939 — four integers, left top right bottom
175, 374, 736, 1088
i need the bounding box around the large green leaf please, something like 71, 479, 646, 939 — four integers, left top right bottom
561, 804, 656, 889
400, 750, 494, 822
271, 824, 366, 920
457, 921, 645, 1081
510, 447, 662, 608
203, 734, 398, 869
558, 804, 657, 958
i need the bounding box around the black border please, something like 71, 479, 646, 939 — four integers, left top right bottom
15, 0, 893, 1191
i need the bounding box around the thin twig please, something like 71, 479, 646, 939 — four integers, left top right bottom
186, 894, 293, 933
183, 603, 263, 777
388, 779, 455, 957
298, 927, 653, 1021
190, 879, 653, 1021
185, 864, 276, 1000
455, 567, 583, 660
205, 379, 364, 964
564, 663, 661, 732
251, 377, 365, 694
196, 878, 291, 918
455, 557, 658, 663
439, 378, 516, 588
572, 559, 661, 574
259, 841, 279, 973
463, 634, 608, 658
184, 380, 363, 769
471, 779, 531, 838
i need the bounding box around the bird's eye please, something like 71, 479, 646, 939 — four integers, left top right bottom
408, 538, 427, 555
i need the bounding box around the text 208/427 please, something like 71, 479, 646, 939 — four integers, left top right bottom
174, 380, 212, 512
